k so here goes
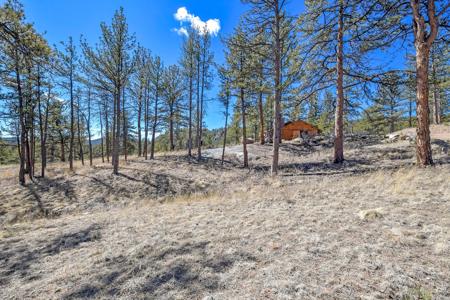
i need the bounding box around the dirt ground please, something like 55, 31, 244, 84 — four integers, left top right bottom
0, 133, 449, 299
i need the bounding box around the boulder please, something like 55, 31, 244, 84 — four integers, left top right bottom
358, 208, 384, 221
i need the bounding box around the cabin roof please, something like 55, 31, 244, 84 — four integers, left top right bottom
283, 120, 319, 129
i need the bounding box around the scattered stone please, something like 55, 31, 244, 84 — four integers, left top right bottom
358, 208, 384, 221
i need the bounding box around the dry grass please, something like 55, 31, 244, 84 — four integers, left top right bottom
0, 139, 449, 299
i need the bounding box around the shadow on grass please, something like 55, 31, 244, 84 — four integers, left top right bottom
64, 240, 257, 299
0, 224, 101, 286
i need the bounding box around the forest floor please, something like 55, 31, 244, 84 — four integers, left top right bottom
0, 129, 450, 299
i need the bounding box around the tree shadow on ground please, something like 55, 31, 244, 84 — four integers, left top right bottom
24, 177, 77, 218
252, 157, 412, 177
0, 224, 101, 286
34, 177, 77, 201
63, 240, 258, 299
79, 167, 210, 200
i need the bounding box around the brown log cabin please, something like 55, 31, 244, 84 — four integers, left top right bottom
281, 120, 320, 140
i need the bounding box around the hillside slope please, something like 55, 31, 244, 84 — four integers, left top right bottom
0, 139, 449, 299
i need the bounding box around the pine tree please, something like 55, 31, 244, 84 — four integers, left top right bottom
217, 65, 232, 164
149, 55, 164, 160
162, 65, 184, 151
180, 29, 197, 156
82, 7, 135, 174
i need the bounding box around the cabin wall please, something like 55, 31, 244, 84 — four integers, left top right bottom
281, 122, 319, 140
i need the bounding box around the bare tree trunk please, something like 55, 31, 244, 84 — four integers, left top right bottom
334, 0, 345, 164
28, 67, 35, 178
410, 0, 438, 166
15, 48, 26, 185
87, 87, 93, 166
69, 58, 74, 171
195, 50, 201, 158
222, 98, 229, 165
30, 108, 35, 178
137, 88, 142, 157
144, 86, 149, 160
240, 88, 248, 168
122, 87, 127, 162
43, 89, 50, 175
99, 101, 105, 163
188, 68, 193, 156
271, 0, 282, 176
59, 131, 65, 162
415, 46, 433, 165
150, 83, 159, 160
258, 91, 265, 145
169, 107, 175, 151
76, 94, 84, 166
113, 86, 121, 174
25, 129, 33, 180
105, 97, 110, 163
39, 78, 50, 177
25, 66, 34, 180
112, 93, 116, 167
37, 66, 45, 177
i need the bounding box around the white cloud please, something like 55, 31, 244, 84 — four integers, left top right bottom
174, 7, 189, 22
173, 7, 220, 36
173, 27, 189, 37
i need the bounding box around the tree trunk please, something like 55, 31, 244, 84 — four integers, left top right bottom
241, 88, 248, 168
271, 0, 282, 176
188, 68, 193, 156
415, 45, 433, 165
69, 60, 74, 171
40, 82, 50, 177
59, 131, 65, 162
258, 91, 265, 145
112, 92, 116, 167
150, 84, 159, 160
30, 99, 35, 178
87, 88, 93, 166
25, 130, 33, 180
105, 98, 110, 163
113, 86, 121, 174
169, 107, 175, 151
29, 87, 35, 178
15, 48, 26, 185
195, 50, 201, 159
137, 88, 142, 157
334, 0, 345, 164
122, 87, 127, 162
37, 66, 45, 177
76, 95, 84, 166
410, 0, 438, 166
144, 86, 149, 160
222, 99, 229, 165
99, 101, 105, 163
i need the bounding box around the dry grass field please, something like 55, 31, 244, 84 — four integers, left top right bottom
0, 133, 449, 299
